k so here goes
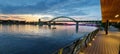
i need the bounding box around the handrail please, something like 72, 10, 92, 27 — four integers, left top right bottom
52, 29, 99, 54
118, 43, 120, 54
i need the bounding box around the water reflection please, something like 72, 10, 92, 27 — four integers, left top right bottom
0, 25, 97, 38
0, 25, 97, 54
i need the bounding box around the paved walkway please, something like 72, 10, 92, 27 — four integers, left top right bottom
80, 26, 120, 54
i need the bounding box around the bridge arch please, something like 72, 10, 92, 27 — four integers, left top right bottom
49, 16, 77, 22
47, 16, 79, 33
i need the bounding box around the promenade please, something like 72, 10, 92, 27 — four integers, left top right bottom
81, 26, 120, 54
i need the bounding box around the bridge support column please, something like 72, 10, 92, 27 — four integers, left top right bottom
76, 22, 79, 33
53, 21, 56, 25
48, 22, 51, 29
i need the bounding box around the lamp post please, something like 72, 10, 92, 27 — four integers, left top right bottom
105, 20, 109, 35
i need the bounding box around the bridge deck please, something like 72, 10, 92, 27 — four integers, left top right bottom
81, 27, 120, 54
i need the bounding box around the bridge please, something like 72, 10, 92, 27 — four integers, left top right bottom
49, 16, 77, 22
47, 16, 79, 32
48, 16, 101, 24
46, 16, 101, 33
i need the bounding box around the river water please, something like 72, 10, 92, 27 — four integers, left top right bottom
0, 24, 97, 54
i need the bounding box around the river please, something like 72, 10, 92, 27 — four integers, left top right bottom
0, 24, 97, 54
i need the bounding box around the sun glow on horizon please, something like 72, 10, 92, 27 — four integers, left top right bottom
0, 14, 101, 22
0, 14, 55, 22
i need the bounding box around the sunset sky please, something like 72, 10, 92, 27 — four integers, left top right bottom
0, 0, 102, 22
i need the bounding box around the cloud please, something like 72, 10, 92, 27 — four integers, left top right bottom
0, 0, 41, 6
0, 0, 101, 20
0, 16, 9, 18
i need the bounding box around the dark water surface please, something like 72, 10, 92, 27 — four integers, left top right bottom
0, 25, 97, 54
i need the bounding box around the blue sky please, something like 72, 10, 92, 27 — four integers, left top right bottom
0, 0, 102, 21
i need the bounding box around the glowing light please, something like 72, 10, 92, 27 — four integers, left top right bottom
88, 43, 92, 46
115, 14, 119, 18
92, 38, 95, 41
79, 52, 84, 54
109, 20, 112, 22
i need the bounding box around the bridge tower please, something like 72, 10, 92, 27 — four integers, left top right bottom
48, 21, 51, 29
76, 21, 79, 33
38, 19, 43, 26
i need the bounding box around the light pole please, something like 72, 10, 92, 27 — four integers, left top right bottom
105, 20, 109, 35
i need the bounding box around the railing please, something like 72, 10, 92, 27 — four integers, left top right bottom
53, 29, 99, 54
118, 43, 120, 54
